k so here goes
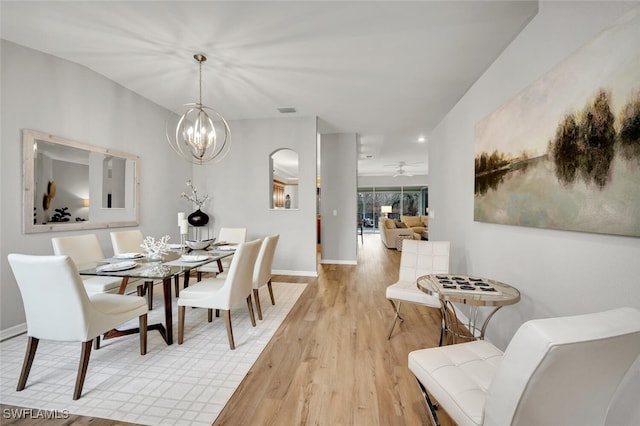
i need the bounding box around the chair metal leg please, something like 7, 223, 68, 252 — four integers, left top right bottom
253, 288, 263, 320
267, 279, 275, 305
178, 306, 186, 344
415, 377, 441, 426
17, 336, 39, 392
74, 341, 93, 400
139, 314, 147, 355
223, 310, 235, 350
387, 299, 404, 340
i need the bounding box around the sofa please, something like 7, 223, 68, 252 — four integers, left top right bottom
379, 215, 429, 249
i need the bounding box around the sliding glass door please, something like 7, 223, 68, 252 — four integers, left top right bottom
358, 186, 428, 230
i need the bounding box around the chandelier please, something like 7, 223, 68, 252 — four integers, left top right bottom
166, 54, 230, 165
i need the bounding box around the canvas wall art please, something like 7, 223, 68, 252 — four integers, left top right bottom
474, 7, 640, 238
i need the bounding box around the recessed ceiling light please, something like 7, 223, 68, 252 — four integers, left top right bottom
277, 107, 297, 114
418, 136, 426, 143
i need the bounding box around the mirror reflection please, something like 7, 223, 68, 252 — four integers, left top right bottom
270, 148, 299, 210
23, 129, 139, 233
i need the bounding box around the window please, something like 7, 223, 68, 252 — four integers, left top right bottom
357, 186, 428, 229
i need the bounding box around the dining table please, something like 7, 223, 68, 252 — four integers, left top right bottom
78, 244, 236, 345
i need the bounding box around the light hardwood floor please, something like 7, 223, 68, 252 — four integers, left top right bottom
1, 233, 454, 425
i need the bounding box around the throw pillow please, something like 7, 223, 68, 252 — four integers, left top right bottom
385, 219, 396, 229
395, 220, 407, 228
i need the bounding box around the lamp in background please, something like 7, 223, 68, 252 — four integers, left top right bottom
82, 198, 90, 208
166, 54, 231, 165
381, 205, 392, 218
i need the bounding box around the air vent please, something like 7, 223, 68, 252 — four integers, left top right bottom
277, 107, 297, 114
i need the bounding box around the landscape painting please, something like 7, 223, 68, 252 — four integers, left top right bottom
474, 7, 640, 238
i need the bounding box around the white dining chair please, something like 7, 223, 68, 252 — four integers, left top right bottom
51, 234, 123, 295
8, 253, 148, 400
196, 227, 247, 281
252, 234, 280, 320
110, 229, 156, 308
178, 239, 262, 350
409, 307, 640, 426
386, 240, 450, 342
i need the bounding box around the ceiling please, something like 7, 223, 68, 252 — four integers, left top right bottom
0, 1, 538, 177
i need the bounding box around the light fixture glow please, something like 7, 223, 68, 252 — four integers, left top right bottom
167, 54, 230, 165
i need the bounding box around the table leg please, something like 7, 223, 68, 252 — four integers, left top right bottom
162, 277, 173, 344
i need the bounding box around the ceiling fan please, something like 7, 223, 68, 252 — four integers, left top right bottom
384, 161, 423, 177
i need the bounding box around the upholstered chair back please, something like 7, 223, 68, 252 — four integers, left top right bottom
51, 234, 106, 265
8, 254, 96, 341
110, 229, 144, 254
398, 240, 450, 283
217, 239, 262, 309
484, 307, 640, 426
253, 234, 280, 289
218, 227, 247, 244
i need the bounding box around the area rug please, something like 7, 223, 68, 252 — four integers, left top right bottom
0, 282, 306, 425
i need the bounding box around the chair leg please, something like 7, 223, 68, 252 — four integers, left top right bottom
247, 295, 256, 327
208, 309, 213, 322
197, 271, 203, 282
94, 335, 100, 350
223, 310, 235, 350
17, 336, 39, 392
73, 341, 93, 400
438, 307, 446, 347
139, 314, 147, 355
253, 289, 263, 320
415, 377, 441, 426
174, 274, 180, 297
178, 306, 185, 344
387, 300, 404, 340
267, 279, 275, 305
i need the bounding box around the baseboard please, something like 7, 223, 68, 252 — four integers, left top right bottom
0, 323, 26, 342
319, 259, 357, 265
273, 269, 318, 277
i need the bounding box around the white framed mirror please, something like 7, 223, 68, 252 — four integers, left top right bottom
270, 148, 299, 210
22, 129, 140, 233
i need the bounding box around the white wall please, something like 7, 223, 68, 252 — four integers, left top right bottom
0, 41, 193, 334
358, 174, 428, 188
1, 42, 321, 336
320, 133, 358, 264
428, 1, 640, 349
191, 116, 318, 276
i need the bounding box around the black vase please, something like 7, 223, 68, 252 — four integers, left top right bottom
188, 209, 209, 227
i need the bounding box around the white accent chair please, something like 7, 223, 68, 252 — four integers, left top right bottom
196, 227, 247, 281
178, 239, 262, 350
7, 254, 148, 400
51, 234, 123, 295
252, 234, 280, 320
110, 229, 156, 308
408, 307, 640, 426
386, 240, 450, 342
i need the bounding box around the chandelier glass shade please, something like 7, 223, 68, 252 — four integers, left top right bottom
167, 54, 230, 165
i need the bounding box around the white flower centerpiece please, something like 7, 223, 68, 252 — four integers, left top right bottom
181, 180, 208, 210
140, 235, 170, 261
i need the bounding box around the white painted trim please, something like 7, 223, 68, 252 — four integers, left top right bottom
319, 259, 357, 265
0, 323, 27, 342
272, 269, 318, 277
